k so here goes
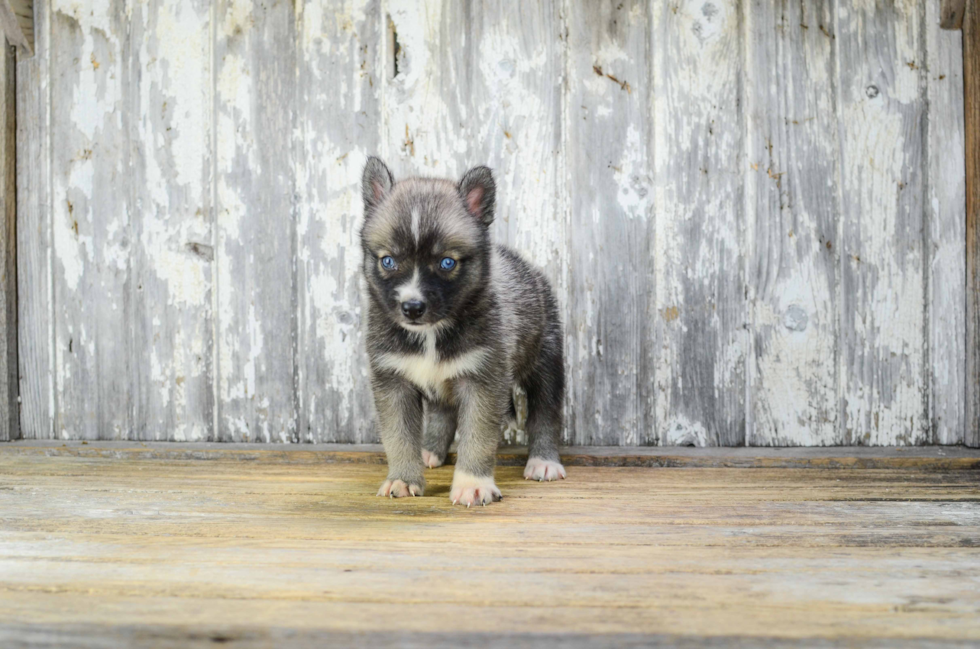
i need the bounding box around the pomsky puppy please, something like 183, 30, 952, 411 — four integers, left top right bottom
360, 157, 566, 506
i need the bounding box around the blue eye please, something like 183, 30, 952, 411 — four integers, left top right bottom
439, 257, 457, 271
380, 256, 396, 270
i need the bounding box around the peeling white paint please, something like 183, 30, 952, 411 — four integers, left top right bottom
837, 0, 928, 445
613, 123, 651, 220
25, 0, 964, 446
654, 0, 745, 445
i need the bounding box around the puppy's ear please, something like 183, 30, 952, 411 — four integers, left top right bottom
458, 166, 496, 226
362, 156, 395, 212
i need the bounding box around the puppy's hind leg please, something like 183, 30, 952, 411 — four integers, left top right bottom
523, 338, 566, 482
422, 400, 456, 468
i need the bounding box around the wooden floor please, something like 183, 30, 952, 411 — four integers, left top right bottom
1, 444, 980, 647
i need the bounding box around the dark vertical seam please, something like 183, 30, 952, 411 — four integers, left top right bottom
920, 0, 934, 444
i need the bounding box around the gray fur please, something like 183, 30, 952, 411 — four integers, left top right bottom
422, 401, 457, 466
360, 158, 566, 501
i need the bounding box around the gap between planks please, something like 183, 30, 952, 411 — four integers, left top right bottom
2, 440, 979, 470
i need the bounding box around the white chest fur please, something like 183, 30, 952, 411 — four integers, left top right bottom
375, 330, 489, 398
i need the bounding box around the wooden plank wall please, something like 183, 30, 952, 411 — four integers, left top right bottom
932, 0, 969, 445
15, 0, 48, 440
15, 0, 970, 446
567, 0, 652, 446
0, 36, 15, 441
744, 0, 838, 445
653, 1, 744, 447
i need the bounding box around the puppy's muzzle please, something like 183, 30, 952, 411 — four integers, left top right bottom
401, 300, 426, 320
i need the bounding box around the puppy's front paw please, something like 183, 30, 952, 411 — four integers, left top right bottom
524, 457, 566, 481
377, 478, 424, 498
450, 470, 501, 507
421, 448, 445, 469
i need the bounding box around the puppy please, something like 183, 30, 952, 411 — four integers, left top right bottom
360, 157, 566, 506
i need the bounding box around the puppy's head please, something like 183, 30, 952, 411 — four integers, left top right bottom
360, 157, 496, 331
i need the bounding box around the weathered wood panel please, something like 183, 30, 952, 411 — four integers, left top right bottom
744, 0, 839, 446
942, 0, 967, 30
927, 1, 966, 445
652, 0, 745, 446
13, 0, 971, 446
382, 0, 565, 290
382, 0, 565, 445
130, 0, 213, 441
565, 0, 654, 445
467, 0, 565, 314
50, 0, 134, 439
213, 0, 297, 442
967, 0, 980, 448
837, 0, 928, 445
295, 0, 382, 444
15, 0, 49, 439
0, 37, 15, 441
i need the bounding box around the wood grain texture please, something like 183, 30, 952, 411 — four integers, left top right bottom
0, 37, 15, 441
129, 0, 213, 441
837, 0, 928, 445
381, 0, 565, 446
967, 0, 980, 448
927, 1, 966, 445
565, 0, 654, 445
213, 0, 298, 442
942, 0, 967, 30
15, 0, 48, 439
12, 0, 972, 447
50, 0, 134, 440
653, 0, 745, 446
0, 452, 979, 644
295, 0, 382, 444
381, 0, 565, 294
744, 0, 839, 446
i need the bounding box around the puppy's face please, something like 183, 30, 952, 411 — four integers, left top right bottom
360, 158, 496, 331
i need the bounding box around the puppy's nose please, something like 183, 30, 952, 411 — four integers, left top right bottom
401, 300, 426, 320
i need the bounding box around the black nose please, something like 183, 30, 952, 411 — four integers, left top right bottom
401, 300, 426, 320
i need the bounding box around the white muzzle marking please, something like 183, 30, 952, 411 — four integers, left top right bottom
395, 268, 423, 304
